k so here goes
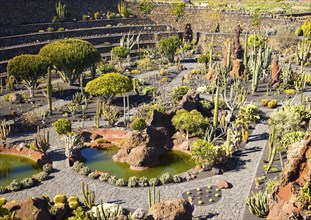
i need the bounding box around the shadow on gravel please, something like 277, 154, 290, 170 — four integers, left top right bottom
193, 213, 219, 219
247, 132, 269, 142
48, 149, 66, 162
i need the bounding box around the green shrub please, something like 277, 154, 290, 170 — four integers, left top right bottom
111, 46, 129, 61
138, 176, 149, 187
158, 36, 182, 62
108, 175, 118, 184
54, 194, 67, 204
295, 27, 303, 36
137, 57, 155, 71
128, 176, 138, 187
88, 172, 99, 179
115, 178, 127, 187
247, 34, 264, 48
169, 2, 186, 21
7, 179, 22, 191
172, 86, 190, 103
99, 173, 110, 182
47, 27, 54, 32
142, 86, 157, 96
7, 54, 50, 98
79, 166, 91, 176
301, 20, 311, 37
137, 0, 154, 15
21, 177, 34, 188
197, 54, 209, 67
280, 131, 306, 149
98, 62, 116, 74
159, 172, 173, 184
32, 171, 49, 181
149, 178, 160, 186
95, 138, 109, 144
58, 27, 65, 31
131, 118, 147, 131
42, 163, 53, 173
190, 68, 201, 75
39, 38, 100, 85
53, 118, 72, 135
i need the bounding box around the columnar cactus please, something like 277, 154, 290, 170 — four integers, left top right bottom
81, 182, 95, 209
213, 86, 220, 129
0, 120, 10, 146
33, 126, 50, 153
296, 39, 311, 73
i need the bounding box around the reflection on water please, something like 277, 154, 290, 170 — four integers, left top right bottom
0, 154, 42, 186
81, 147, 195, 180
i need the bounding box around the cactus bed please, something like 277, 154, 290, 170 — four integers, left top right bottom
182, 185, 222, 206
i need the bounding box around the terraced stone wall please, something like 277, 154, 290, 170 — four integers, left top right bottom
130, 4, 305, 34
0, 0, 118, 26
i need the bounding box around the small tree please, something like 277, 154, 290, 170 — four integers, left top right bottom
171, 109, 207, 140
158, 36, 181, 62
85, 72, 132, 104
39, 38, 100, 85
7, 54, 49, 98
111, 46, 129, 69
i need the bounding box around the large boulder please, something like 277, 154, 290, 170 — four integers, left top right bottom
3, 197, 52, 220
148, 199, 193, 220
267, 135, 311, 220
176, 89, 200, 112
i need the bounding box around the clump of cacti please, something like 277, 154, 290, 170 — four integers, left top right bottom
32, 126, 50, 153
81, 182, 95, 209
246, 190, 269, 218
148, 185, 161, 208
296, 39, 311, 73
55, 1, 67, 21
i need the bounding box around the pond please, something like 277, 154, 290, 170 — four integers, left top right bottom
81, 147, 195, 180
0, 154, 42, 187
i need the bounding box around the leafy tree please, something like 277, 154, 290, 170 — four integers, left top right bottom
111, 46, 129, 69
171, 109, 208, 140
158, 36, 181, 62
85, 72, 132, 104
39, 38, 100, 85
7, 54, 49, 97
191, 139, 226, 168
169, 2, 185, 22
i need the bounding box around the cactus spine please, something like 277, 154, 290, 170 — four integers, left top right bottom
81, 182, 95, 209
0, 120, 10, 146
213, 86, 220, 129
246, 191, 269, 218
55, 1, 67, 22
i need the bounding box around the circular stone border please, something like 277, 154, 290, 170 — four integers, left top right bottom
182, 185, 222, 206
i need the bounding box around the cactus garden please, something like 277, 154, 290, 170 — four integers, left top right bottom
0, 0, 311, 219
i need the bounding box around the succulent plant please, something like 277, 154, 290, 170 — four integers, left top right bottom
88, 172, 99, 179
79, 166, 91, 176
21, 177, 34, 188
159, 172, 173, 184
99, 173, 110, 182
149, 178, 160, 186
54, 194, 67, 204
108, 176, 118, 184
32, 171, 49, 181
42, 163, 53, 173
115, 178, 127, 187
138, 177, 149, 187
128, 176, 138, 187
72, 161, 85, 172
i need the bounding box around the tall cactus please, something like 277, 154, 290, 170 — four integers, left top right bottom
55, 1, 67, 22
46, 67, 52, 114
246, 191, 269, 218
209, 36, 214, 70
243, 33, 248, 76
266, 126, 276, 173
81, 182, 95, 209
0, 120, 10, 146
296, 39, 311, 73
226, 41, 232, 71
148, 185, 160, 208
213, 86, 220, 129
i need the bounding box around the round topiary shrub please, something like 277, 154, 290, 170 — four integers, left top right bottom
173, 175, 182, 183
32, 171, 49, 181
138, 176, 149, 187
99, 173, 110, 182
79, 166, 91, 176
8, 179, 22, 191
53, 118, 72, 135
149, 178, 160, 186
131, 118, 147, 131
72, 161, 85, 172
108, 176, 118, 184
88, 172, 99, 179
128, 176, 138, 187
42, 163, 53, 173
159, 172, 173, 184
115, 178, 127, 187
21, 177, 34, 188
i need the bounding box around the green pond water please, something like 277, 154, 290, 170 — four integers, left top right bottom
0, 154, 42, 187
81, 147, 195, 180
